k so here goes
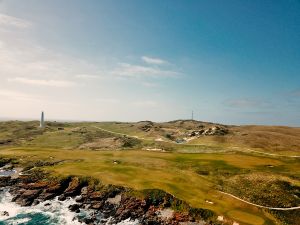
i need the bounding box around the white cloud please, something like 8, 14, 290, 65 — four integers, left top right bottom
96, 98, 119, 104
0, 36, 99, 80
132, 100, 159, 107
0, 13, 102, 83
141, 82, 160, 87
0, 13, 31, 29
0, 13, 182, 121
8, 77, 77, 87
0, 89, 40, 102
224, 98, 269, 108
112, 63, 179, 78
141, 56, 168, 65
0, 19, 103, 90
76, 74, 100, 79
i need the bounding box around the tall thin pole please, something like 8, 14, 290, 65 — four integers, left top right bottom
192, 110, 194, 120
40, 111, 45, 128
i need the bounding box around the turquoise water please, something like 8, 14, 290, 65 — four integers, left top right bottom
0, 189, 84, 225
0, 188, 139, 225
0, 212, 55, 225
0, 170, 16, 177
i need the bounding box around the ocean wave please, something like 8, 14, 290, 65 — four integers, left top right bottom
0, 188, 139, 225
0, 188, 82, 225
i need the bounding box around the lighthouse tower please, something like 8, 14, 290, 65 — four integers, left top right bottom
40, 111, 45, 128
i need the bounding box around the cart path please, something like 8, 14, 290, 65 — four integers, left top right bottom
92, 126, 171, 142
219, 191, 300, 211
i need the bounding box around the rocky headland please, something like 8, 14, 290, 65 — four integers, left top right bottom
0, 167, 217, 225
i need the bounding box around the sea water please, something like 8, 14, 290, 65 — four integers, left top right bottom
0, 170, 16, 177
0, 189, 139, 225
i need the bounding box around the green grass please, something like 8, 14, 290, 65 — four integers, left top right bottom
25, 131, 84, 148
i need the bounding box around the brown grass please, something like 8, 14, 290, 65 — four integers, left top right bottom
190, 125, 300, 153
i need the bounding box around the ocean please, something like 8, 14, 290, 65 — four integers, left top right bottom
0, 188, 139, 225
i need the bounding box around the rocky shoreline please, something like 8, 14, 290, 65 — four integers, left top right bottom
0, 168, 217, 225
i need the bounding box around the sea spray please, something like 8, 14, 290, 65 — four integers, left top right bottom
0, 188, 139, 225
0, 188, 82, 225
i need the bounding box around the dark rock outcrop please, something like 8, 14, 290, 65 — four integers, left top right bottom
69, 204, 81, 212
14, 189, 42, 206
64, 177, 83, 196
0, 169, 216, 225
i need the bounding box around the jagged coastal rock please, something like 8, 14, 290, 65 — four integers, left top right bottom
0, 169, 216, 225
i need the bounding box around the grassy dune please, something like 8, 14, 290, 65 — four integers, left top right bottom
176, 125, 300, 154
86, 121, 300, 155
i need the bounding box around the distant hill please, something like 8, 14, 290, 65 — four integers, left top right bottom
0, 120, 299, 153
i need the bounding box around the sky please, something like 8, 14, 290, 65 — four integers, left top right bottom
0, 0, 300, 125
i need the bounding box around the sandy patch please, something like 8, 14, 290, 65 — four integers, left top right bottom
106, 194, 122, 205
156, 208, 174, 220
79, 137, 123, 149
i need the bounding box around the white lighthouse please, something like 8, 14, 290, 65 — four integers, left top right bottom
40, 111, 45, 128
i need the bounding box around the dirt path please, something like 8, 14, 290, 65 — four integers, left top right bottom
92, 126, 170, 142
242, 148, 300, 158
92, 126, 138, 138
219, 191, 300, 211
178, 145, 300, 158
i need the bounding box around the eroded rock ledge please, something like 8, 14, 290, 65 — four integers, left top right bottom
0, 169, 217, 225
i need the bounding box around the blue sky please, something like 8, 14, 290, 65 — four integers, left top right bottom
0, 0, 299, 125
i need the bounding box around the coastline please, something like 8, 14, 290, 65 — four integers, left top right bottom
0, 166, 216, 225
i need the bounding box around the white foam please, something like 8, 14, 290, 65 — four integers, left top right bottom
0, 189, 82, 224
0, 188, 140, 225
35, 196, 82, 225
0, 190, 21, 219
9, 217, 31, 225
116, 218, 140, 225
0, 169, 16, 177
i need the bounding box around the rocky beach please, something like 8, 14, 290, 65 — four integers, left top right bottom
0, 166, 215, 225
